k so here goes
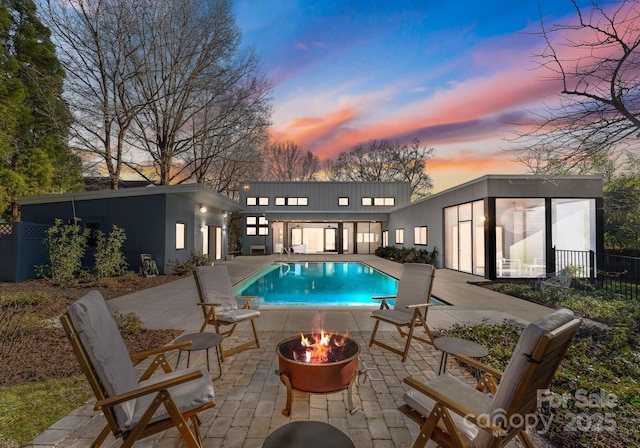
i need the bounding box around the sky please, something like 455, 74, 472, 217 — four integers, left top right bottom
233, 0, 588, 192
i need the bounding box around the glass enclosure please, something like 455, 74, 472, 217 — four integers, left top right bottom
495, 199, 545, 278
444, 200, 485, 275
552, 199, 596, 276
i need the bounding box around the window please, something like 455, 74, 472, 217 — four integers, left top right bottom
258, 197, 269, 206
414, 226, 428, 245
338, 197, 349, 206
246, 216, 268, 236
175, 222, 186, 249
275, 197, 285, 205
285, 197, 308, 206
246, 197, 257, 206
395, 228, 404, 244
382, 230, 388, 246
362, 197, 395, 206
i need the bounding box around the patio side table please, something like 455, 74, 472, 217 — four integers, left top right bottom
434, 336, 489, 380
263, 421, 355, 448
174, 332, 223, 380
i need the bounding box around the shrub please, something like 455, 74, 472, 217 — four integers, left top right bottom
38, 218, 88, 285
93, 225, 128, 279
375, 246, 438, 266
168, 250, 212, 275
112, 311, 143, 335
0, 292, 51, 364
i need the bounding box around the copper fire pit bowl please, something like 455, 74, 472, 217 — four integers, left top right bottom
275, 333, 364, 416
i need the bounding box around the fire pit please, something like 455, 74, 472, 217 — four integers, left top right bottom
275, 330, 364, 416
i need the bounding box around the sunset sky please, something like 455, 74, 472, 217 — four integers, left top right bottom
233, 0, 588, 192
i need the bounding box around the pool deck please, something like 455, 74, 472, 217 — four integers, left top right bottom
29, 255, 554, 448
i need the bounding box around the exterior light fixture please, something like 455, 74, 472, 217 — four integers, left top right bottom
199, 206, 207, 213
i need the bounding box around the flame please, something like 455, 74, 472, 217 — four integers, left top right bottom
298, 327, 349, 364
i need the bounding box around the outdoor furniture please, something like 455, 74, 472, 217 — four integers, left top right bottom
434, 336, 489, 379
194, 265, 261, 362
60, 290, 215, 448
369, 263, 436, 362
174, 332, 223, 380
263, 421, 355, 448
497, 258, 521, 277
400, 308, 581, 448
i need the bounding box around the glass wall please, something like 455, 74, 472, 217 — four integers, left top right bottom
552, 199, 596, 276
356, 222, 381, 254
444, 200, 485, 275
495, 199, 545, 277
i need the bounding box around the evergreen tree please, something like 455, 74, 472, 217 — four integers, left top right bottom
0, 0, 82, 220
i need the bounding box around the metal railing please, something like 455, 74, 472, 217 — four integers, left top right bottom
554, 248, 640, 300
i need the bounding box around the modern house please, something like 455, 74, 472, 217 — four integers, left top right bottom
2, 184, 241, 281
2, 174, 603, 282
240, 175, 604, 280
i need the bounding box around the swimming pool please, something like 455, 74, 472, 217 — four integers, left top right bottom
234, 262, 445, 307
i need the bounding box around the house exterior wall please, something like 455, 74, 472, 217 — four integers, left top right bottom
239, 181, 411, 255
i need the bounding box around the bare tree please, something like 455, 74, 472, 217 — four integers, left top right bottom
45, 0, 147, 189
329, 139, 434, 200
513, 0, 640, 173
262, 140, 320, 181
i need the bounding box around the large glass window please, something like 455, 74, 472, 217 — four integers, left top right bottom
495, 199, 545, 277
175, 222, 186, 249
414, 226, 427, 245
552, 199, 596, 276
444, 200, 485, 275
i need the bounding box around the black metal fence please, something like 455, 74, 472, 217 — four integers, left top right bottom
554, 248, 640, 300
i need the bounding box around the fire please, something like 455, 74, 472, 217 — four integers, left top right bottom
298, 328, 348, 364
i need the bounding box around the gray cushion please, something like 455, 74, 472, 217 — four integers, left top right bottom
133, 366, 215, 429
473, 308, 576, 447
217, 308, 261, 323
195, 265, 239, 312
371, 308, 414, 325
403, 373, 492, 442
394, 263, 434, 311
67, 291, 139, 429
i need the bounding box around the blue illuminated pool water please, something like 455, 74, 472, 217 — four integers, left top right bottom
234, 262, 445, 307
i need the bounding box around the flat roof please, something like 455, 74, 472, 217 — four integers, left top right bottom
18, 183, 243, 212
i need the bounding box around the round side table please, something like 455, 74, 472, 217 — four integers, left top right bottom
263, 421, 355, 448
434, 336, 489, 380
174, 332, 223, 380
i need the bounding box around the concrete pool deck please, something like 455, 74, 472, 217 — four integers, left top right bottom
29, 255, 554, 447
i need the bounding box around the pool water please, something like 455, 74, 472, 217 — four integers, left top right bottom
234, 262, 445, 307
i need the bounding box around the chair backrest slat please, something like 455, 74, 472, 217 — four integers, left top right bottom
394, 264, 434, 312
194, 265, 238, 312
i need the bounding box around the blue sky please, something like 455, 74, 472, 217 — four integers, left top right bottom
234, 1, 588, 191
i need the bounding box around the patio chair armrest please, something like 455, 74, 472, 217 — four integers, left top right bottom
451, 353, 503, 379
403, 376, 506, 437
371, 295, 396, 300
95, 370, 204, 410
405, 303, 432, 309
235, 295, 259, 300
197, 302, 222, 307
130, 341, 192, 362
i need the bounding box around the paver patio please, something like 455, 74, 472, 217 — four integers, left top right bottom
28, 255, 554, 447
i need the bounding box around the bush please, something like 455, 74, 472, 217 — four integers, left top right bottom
112, 311, 143, 335
375, 245, 438, 266
93, 225, 128, 279
168, 250, 212, 275
0, 292, 52, 364
38, 218, 88, 285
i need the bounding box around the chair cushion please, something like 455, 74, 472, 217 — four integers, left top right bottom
473, 308, 576, 447
394, 264, 434, 311
131, 366, 215, 430
403, 373, 492, 442
217, 308, 260, 323
67, 291, 138, 430
372, 308, 414, 325
195, 265, 238, 311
